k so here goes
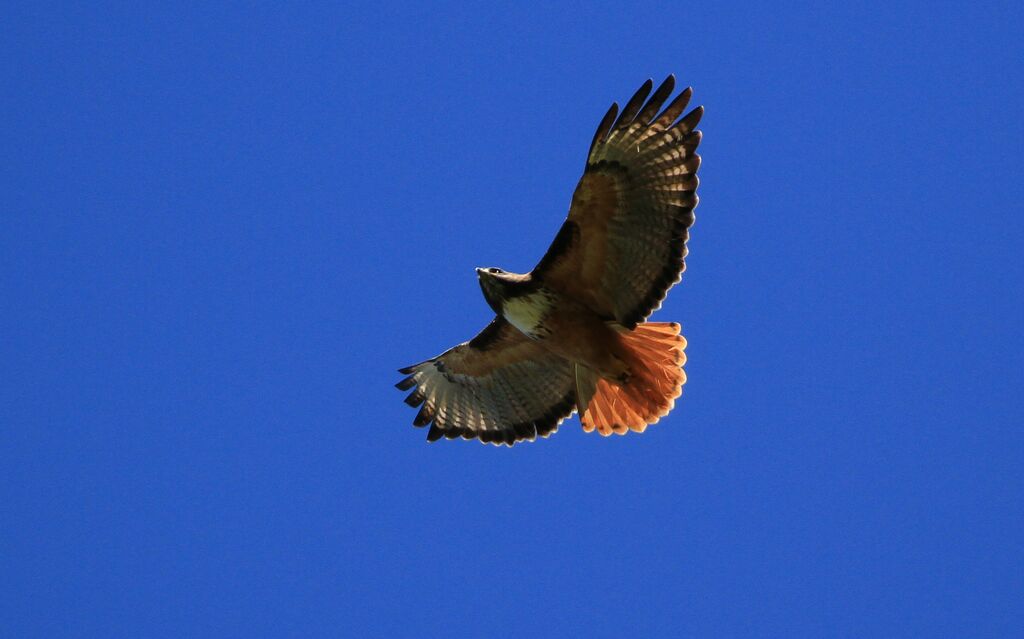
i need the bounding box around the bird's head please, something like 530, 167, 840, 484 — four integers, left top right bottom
476, 267, 526, 314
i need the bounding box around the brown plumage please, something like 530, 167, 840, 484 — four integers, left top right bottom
398, 76, 703, 446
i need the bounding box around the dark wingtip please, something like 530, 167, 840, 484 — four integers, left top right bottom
404, 390, 425, 408
635, 75, 676, 125
653, 86, 693, 128
398, 365, 416, 374
426, 425, 444, 441
413, 403, 434, 427
589, 102, 619, 157
395, 375, 416, 391
677, 105, 704, 132
613, 78, 654, 129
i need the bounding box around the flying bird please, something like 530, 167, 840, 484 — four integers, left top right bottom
397, 76, 702, 446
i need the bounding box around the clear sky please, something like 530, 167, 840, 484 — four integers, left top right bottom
2, 2, 1022, 637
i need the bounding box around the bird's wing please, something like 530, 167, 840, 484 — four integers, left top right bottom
396, 317, 577, 446
535, 76, 703, 328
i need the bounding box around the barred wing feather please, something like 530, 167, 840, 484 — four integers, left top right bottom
536, 75, 703, 327
396, 317, 577, 446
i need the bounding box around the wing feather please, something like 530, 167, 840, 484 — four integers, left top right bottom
536, 76, 703, 327
635, 75, 675, 125
397, 317, 577, 446
588, 102, 619, 163
612, 78, 653, 130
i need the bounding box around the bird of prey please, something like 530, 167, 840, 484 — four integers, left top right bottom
397, 76, 702, 446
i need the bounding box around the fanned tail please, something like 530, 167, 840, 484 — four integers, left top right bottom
579, 322, 687, 436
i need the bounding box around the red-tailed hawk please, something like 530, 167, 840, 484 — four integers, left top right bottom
397, 76, 702, 446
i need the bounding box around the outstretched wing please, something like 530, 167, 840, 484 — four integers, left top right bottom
535, 75, 703, 328
396, 317, 577, 446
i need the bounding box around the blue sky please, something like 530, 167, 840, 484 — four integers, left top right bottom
2, 2, 1022, 636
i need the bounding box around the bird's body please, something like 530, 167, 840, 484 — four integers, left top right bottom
477, 270, 630, 383
398, 76, 703, 446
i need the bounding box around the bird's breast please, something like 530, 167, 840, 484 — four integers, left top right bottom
502, 289, 556, 339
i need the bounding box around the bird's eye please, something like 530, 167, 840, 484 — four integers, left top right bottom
488, 268, 501, 274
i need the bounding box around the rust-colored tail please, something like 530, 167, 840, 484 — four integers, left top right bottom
579, 322, 687, 436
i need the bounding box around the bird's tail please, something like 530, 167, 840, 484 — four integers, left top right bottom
578, 322, 687, 436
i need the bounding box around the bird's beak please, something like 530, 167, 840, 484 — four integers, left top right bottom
475, 268, 483, 276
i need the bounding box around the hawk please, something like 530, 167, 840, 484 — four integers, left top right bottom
397, 76, 703, 446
